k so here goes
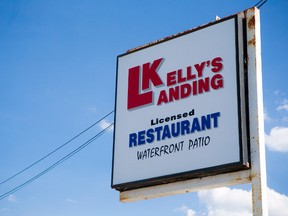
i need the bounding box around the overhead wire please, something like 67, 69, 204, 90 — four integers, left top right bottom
0, 122, 114, 201
0, 110, 114, 185
254, 0, 268, 9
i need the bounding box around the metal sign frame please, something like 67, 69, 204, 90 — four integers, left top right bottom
113, 7, 267, 216
113, 14, 249, 191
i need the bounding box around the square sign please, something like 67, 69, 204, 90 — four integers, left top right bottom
112, 15, 249, 191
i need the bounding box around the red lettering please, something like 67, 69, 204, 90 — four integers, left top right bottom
157, 90, 168, 105
186, 66, 196, 80
127, 56, 224, 109
169, 86, 179, 102
194, 62, 206, 77
192, 80, 198, 95
127, 66, 153, 110
177, 69, 187, 83
142, 58, 164, 90
198, 77, 210, 94
211, 57, 223, 72
180, 83, 191, 99
211, 74, 223, 89
167, 71, 177, 86
127, 58, 164, 110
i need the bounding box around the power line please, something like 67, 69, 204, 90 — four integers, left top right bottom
0, 122, 114, 201
0, 110, 114, 186
255, 0, 268, 9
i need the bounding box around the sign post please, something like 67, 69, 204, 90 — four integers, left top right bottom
243, 8, 268, 216
112, 7, 267, 215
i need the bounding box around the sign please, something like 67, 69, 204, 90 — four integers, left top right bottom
112, 14, 249, 191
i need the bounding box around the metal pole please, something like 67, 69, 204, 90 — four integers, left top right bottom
245, 7, 268, 216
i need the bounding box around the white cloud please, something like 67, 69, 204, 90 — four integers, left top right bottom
264, 108, 272, 122
187, 209, 196, 216
99, 119, 114, 131
265, 127, 288, 152
277, 104, 288, 111
174, 205, 196, 216
7, 194, 16, 202
268, 188, 288, 216
198, 187, 251, 216
277, 99, 288, 111
66, 198, 78, 204
274, 90, 284, 96
196, 187, 288, 216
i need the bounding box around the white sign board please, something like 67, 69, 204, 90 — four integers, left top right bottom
112, 15, 249, 191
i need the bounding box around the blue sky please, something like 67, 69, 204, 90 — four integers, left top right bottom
0, 0, 287, 215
